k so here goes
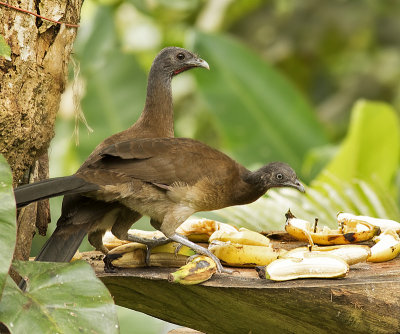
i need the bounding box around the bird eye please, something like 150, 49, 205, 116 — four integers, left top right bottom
277, 173, 283, 180
176, 53, 185, 60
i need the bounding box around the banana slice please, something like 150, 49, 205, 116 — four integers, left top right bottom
260, 253, 349, 281
177, 218, 238, 242
282, 244, 370, 265
285, 210, 379, 245
368, 229, 400, 262
337, 212, 400, 233
209, 241, 285, 267
209, 227, 270, 246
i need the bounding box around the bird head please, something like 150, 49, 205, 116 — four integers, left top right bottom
259, 162, 305, 193
152, 47, 209, 78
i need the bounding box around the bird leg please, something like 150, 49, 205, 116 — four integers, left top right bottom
169, 233, 232, 274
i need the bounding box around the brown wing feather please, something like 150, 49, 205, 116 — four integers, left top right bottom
82, 138, 240, 186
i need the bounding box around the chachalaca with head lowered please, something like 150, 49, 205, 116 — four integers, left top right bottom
15, 46, 209, 261
16, 137, 304, 272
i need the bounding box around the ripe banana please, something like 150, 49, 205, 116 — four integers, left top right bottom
285, 210, 379, 245
282, 244, 371, 265
368, 229, 400, 262
208, 241, 285, 267
168, 256, 217, 285
103, 230, 165, 250
106, 242, 193, 268
209, 227, 270, 246
151, 242, 196, 257
258, 253, 349, 281
337, 212, 400, 233
177, 218, 238, 242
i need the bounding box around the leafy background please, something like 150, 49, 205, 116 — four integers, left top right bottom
27, 0, 400, 333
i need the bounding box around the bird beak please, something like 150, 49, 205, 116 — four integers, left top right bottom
293, 180, 306, 193
189, 58, 210, 70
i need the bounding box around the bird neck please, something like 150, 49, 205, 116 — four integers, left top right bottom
232, 168, 268, 205
138, 67, 174, 137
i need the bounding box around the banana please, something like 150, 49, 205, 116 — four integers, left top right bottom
368, 229, 400, 262
151, 242, 196, 257
168, 256, 217, 285
337, 212, 400, 233
282, 244, 371, 265
285, 210, 379, 245
107, 247, 147, 268
258, 253, 349, 281
103, 230, 165, 250
208, 241, 285, 267
107, 242, 194, 268
209, 227, 270, 246
177, 218, 238, 242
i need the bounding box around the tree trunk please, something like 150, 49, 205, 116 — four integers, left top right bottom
0, 0, 83, 263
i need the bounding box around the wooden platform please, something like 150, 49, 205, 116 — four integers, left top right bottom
84, 234, 400, 334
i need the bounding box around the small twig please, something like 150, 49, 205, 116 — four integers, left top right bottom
0, 1, 79, 28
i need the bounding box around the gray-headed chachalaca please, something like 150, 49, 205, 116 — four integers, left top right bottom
15, 137, 304, 272
15, 47, 209, 258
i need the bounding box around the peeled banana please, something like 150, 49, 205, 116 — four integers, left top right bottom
177, 218, 238, 242
209, 241, 285, 267
168, 256, 217, 285
337, 212, 400, 233
209, 227, 270, 246
282, 244, 371, 265
259, 253, 349, 281
285, 210, 379, 245
368, 229, 400, 262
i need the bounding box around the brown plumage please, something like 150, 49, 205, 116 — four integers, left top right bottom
15, 47, 209, 265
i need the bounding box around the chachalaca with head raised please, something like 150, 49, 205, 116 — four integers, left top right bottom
15, 46, 209, 261
16, 137, 304, 272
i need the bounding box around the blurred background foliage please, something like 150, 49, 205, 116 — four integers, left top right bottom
30, 0, 400, 332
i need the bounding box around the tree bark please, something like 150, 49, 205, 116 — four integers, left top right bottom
0, 0, 83, 263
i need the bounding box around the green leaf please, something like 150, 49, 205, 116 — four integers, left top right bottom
191, 31, 328, 179
0, 155, 16, 299
0, 34, 11, 61
216, 100, 400, 230
0, 261, 119, 334
74, 5, 147, 162
317, 100, 400, 192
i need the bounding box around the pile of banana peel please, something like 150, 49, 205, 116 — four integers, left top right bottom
95, 211, 400, 285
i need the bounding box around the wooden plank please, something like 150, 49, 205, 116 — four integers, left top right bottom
83, 235, 400, 334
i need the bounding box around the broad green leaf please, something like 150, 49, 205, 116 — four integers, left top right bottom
191, 31, 328, 179
0, 155, 16, 299
317, 100, 400, 192
74, 5, 147, 162
0, 261, 118, 334
216, 100, 400, 230
0, 34, 11, 61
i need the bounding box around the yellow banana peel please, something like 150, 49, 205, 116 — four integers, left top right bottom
177, 218, 238, 242
368, 229, 400, 262
285, 210, 379, 245
282, 244, 371, 265
209, 241, 285, 267
168, 256, 217, 285
337, 212, 400, 233
209, 227, 270, 246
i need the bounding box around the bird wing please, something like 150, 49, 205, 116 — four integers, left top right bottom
81, 138, 240, 187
